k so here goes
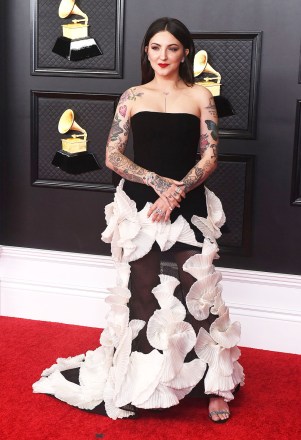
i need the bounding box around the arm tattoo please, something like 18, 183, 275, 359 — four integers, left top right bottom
182, 163, 205, 192
109, 114, 124, 142
182, 103, 219, 192
123, 119, 130, 137
182, 145, 218, 192
108, 153, 147, 184
119, 105, 127, 117
200, 133, 210, 156
107, 118, 149, 184
211, 144, 218, 163
106, 87, 151, 185
119, 88, 144, 104
205, 97, 218, 117
205, 120, 219, 141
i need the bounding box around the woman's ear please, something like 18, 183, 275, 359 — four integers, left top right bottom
145, 46, 149, 61
181, 49, 189, 62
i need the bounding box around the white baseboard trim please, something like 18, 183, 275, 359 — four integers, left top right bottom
1, 245, 300, 354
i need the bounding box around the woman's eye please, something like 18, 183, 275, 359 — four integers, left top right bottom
151, 46, 159, 51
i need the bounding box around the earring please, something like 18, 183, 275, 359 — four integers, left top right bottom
181, 57, 185, 63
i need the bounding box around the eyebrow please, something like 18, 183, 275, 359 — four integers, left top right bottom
150, 43, 180, 47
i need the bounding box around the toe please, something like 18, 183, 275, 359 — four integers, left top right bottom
210, 412, 220, 422
220, 410, 230, 421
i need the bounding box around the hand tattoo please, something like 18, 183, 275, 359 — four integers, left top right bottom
146, 173, 171, 194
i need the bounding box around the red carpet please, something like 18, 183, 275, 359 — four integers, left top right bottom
0, 316, 300, 440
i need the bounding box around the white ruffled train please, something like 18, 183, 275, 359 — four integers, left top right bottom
33, 180, 244, 419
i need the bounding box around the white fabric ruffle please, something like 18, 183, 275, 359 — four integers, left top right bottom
101, 180, 202, 262
33, 181, 244, 418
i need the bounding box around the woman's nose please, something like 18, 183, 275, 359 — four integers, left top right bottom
160, 49, 167, 60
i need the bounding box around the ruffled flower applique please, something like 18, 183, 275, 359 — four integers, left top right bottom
191, 186, 226, 242
194, 308, 244, 402
101, 180, 203, 263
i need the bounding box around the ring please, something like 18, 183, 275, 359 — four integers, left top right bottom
155, 208, 164, 215
175, 187, 182, 194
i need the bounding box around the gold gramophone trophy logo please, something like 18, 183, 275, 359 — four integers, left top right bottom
58, 109, 88, 153
194, 50, 234, 118
52, 0, 102, 61
52, 109, 101, 174
193, 50, 221, 96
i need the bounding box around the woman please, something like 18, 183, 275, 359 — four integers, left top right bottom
33, 17, 244, 423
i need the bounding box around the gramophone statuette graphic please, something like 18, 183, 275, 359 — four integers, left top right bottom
52, 109, 101, 174
193, 50, 234, 118
194, 50, 222, 97
52, 0, 102, 61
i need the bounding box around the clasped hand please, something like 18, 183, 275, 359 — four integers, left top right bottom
147, 175, 186, 222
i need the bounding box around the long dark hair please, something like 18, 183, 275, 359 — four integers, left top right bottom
141, 17, 195, 85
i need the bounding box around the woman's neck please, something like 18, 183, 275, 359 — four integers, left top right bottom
151, 75, 184, 93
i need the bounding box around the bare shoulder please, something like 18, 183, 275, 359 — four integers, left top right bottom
119, 86, 145, 104
190, 83, 213, 101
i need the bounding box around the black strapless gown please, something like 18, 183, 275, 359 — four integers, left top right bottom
124, 111, 207, 245
33, 112, 244, 420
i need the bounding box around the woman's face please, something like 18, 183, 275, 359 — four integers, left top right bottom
146, 30, 188, 78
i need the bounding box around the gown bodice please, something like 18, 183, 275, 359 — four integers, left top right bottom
123, 111, 207, 223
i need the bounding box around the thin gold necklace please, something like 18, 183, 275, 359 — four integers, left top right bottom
162, 91, 169, 112
160, 80, 181, 112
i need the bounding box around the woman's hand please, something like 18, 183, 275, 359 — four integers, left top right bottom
147, 196, 179, 223
146, 173, 186, 209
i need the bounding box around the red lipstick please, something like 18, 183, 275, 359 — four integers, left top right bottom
158, 63, 169, 68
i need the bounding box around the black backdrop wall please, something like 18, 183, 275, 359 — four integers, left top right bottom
1, 0, 301, 275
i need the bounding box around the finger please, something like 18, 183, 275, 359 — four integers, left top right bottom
175, 188, 186, 198
164, 209, 171, 222
151, 212, 160, 222
155, 213, 165, 223
174, 186, 186, 198
147, 205, 157, 217
171, 193, 182, 205
152, 207, 166, 222
160, 194, 175, 210
172, 183, 186, 199
168, 196, 180, 208
179, 187, 186, 198
163, 192, 181, 208
148, 203, 163, 218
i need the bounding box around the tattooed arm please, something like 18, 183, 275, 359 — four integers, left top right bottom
105, 88, 149, 184
105, 87, 184, 203
182, 89, 218, 193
